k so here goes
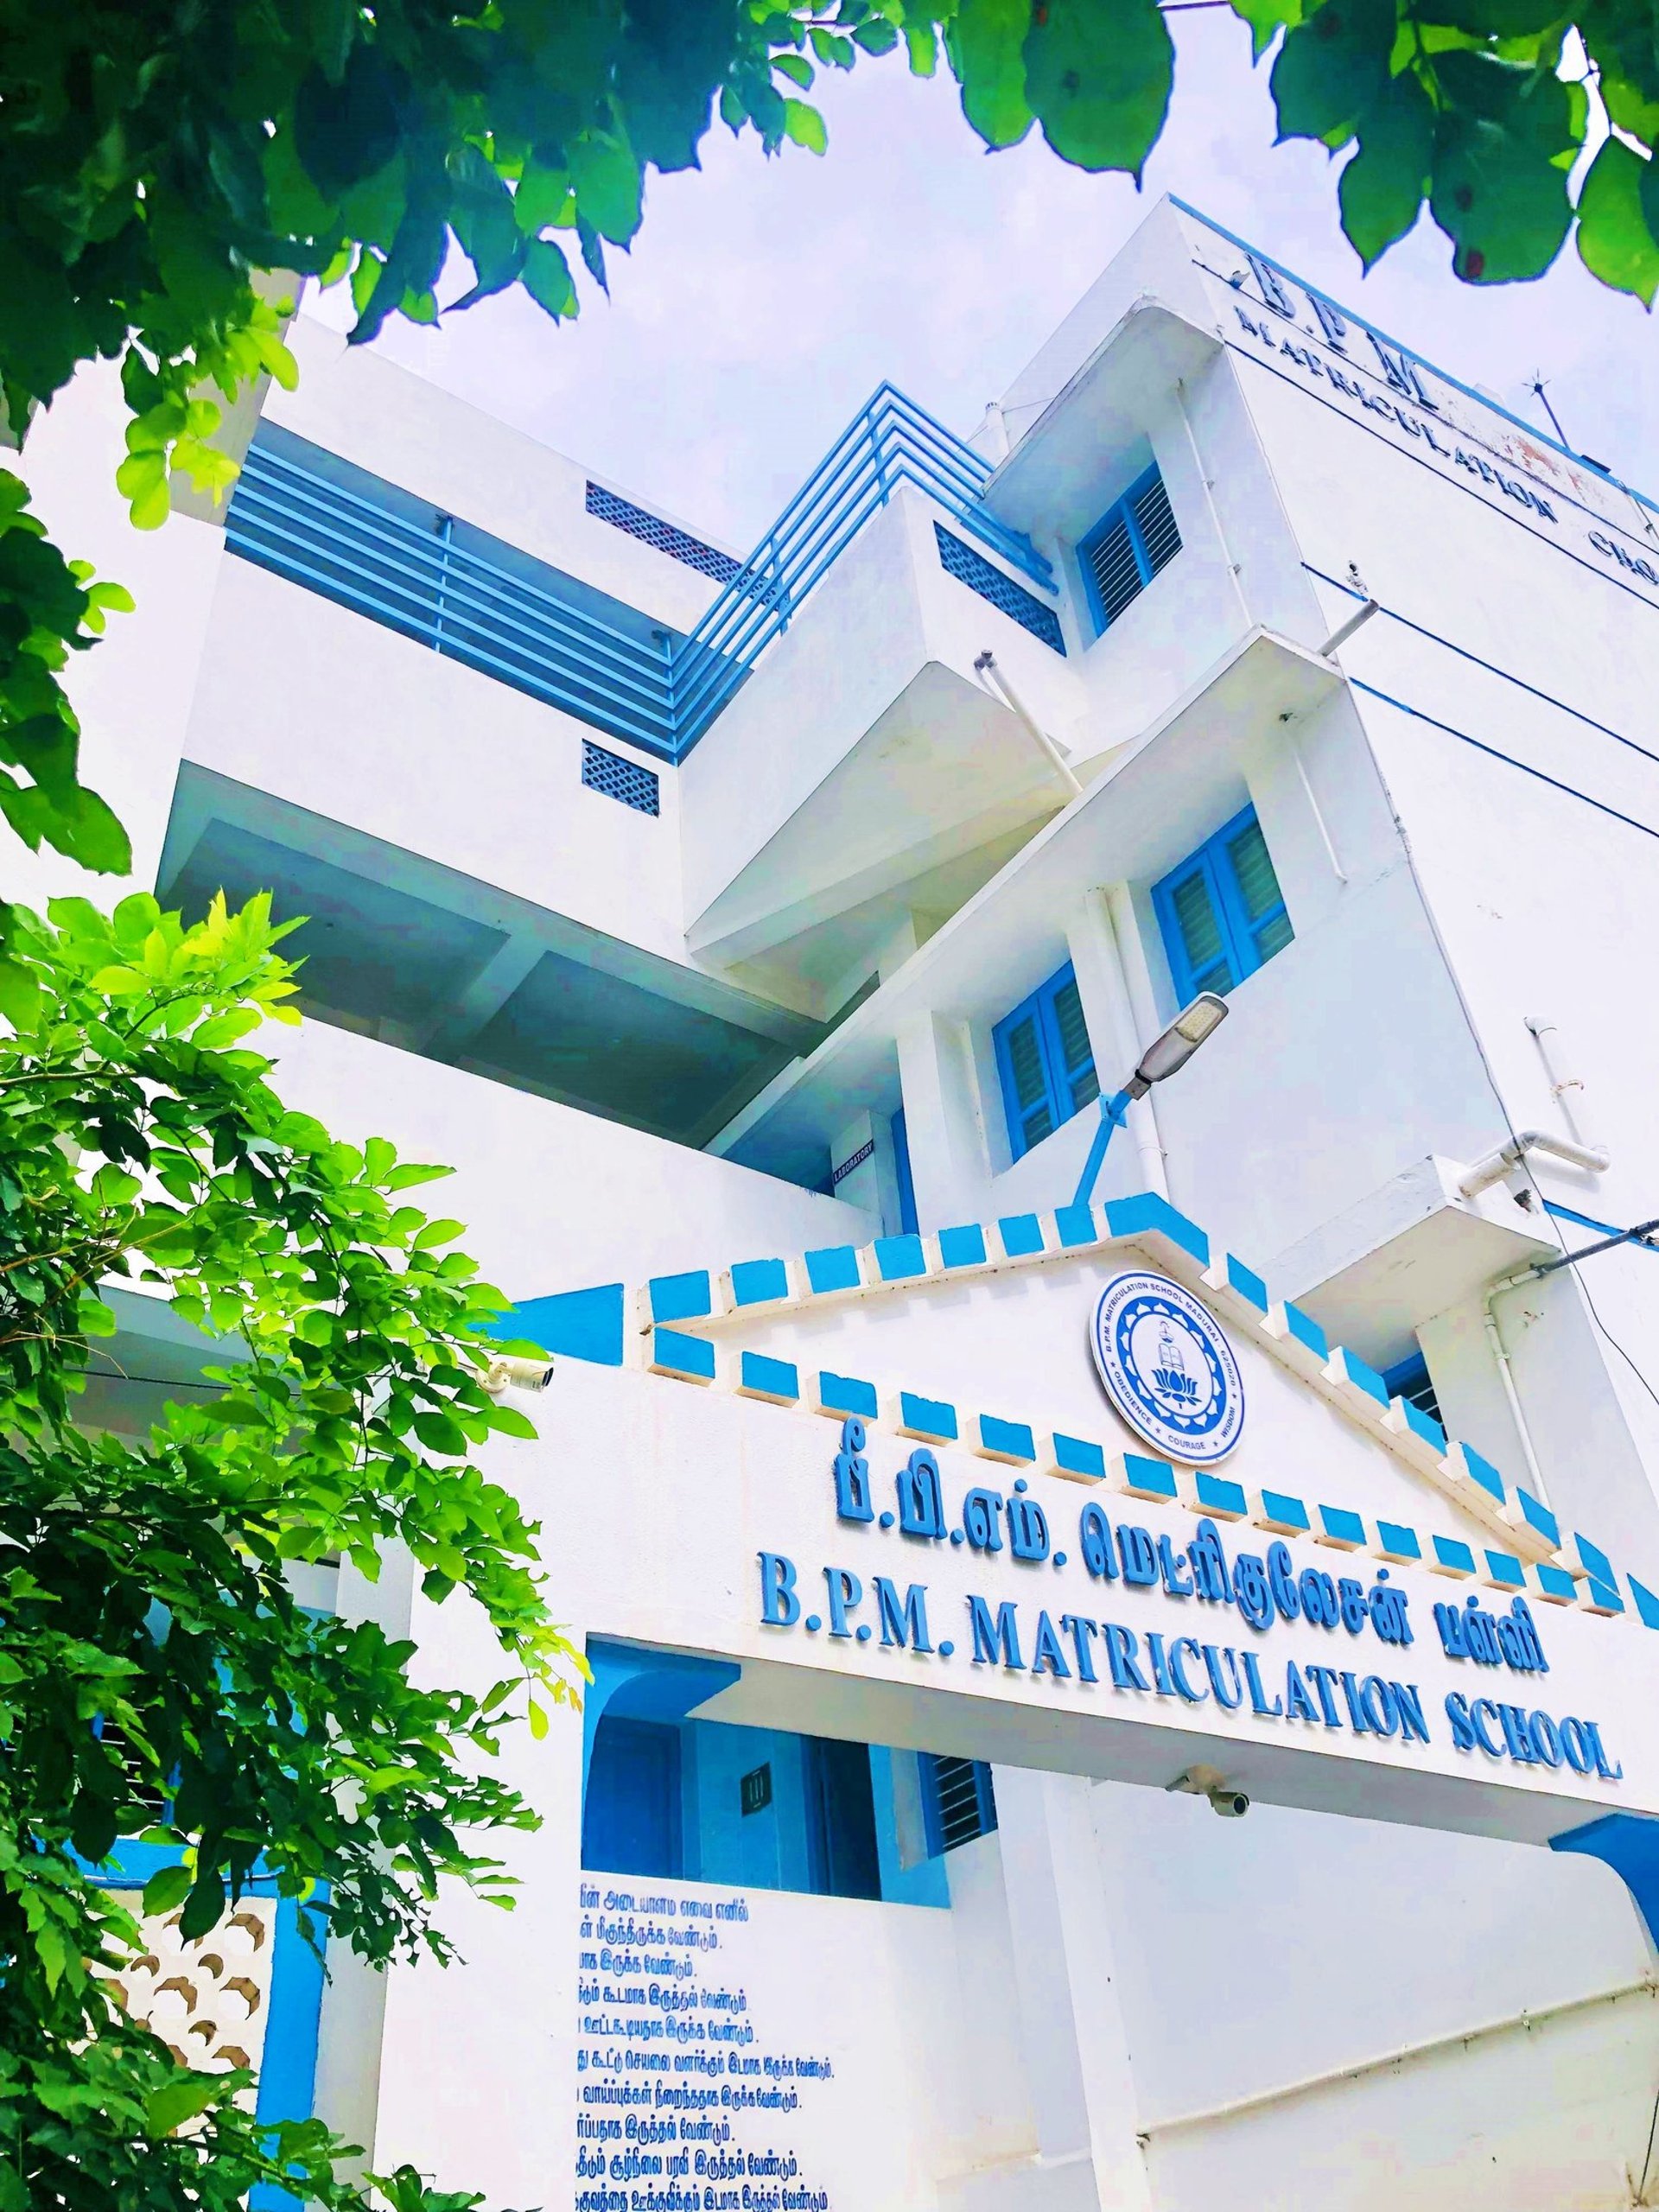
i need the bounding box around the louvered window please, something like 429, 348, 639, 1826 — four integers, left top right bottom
1153, 805, 1294, 1003
991, 961, 1099, 1163
1078, 464, 1182, 635
922, 1755, 997, 1854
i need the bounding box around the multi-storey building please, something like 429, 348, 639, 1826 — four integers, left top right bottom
28, 196, 1659, 2209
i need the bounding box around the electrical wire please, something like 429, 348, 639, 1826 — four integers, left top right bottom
1303, 564, 1659, 772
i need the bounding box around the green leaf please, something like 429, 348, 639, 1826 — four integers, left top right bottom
523, 238, 578, 321
782, 99, 830, 154
1023, 0, 1174, 176
1270, 0, 1398, 143
527, 1699, 549, 1740
0, 957, 40, 1034
852, 17, 901, 52
1576, 136, 1659, 305
1428, 111, 1573, 281
948, 0, 1036, 148
773, 52, 814, 87
569, 131, 645, 245
145, 2069, 228, 2137
141, 1863, 194, 1916
485, 1401, 538, 1440
1339, 70, 1434, 266
1228, 0, 1305, 60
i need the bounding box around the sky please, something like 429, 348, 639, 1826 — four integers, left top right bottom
309, 17, 1659, 556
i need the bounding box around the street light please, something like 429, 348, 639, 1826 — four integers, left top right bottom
1071, 992, 1230, 1208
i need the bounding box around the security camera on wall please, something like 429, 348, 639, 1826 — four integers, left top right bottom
1166, 1765, 1250, 1819
483, 1353, 555, 1395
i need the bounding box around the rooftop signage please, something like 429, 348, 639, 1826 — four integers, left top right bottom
1180, 209, 1659, 602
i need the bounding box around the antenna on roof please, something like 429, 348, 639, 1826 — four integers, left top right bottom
1529, 373, 1612, 476
1528, 373, 1573, 449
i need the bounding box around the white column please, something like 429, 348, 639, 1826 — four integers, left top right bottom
993, 1768, 1157, 2212
896, 1009, 992, 1230
1065, 888, 1167, 1199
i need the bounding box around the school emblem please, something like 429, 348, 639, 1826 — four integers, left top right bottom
1090, 1270, 1245, 1464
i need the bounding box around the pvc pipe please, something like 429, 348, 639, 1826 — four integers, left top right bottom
1457, 1128, 1610, 1198
1102, 885, 1170, 1199
1319, 598, 1380, 657
1525, 1014, 1597, 1149
1483, 1268, 1551, 1505
973, 652, 1083, 797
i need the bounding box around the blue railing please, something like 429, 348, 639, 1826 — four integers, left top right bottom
671, 382, 1053, 744
227, 384, 1052, 762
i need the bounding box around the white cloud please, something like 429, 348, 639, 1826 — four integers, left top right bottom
310, 21, 1659, 551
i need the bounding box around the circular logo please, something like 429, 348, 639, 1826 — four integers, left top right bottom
1089, 1270, 1244, 1464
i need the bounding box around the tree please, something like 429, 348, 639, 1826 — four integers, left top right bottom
0, 0, 1652, 957
0, 885, 576, 2209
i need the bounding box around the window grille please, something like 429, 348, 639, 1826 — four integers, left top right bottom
1153, 805, 1293, 1002
923, 1755, 997, 1853
992, 961, 1099, 1162
934, 524, 1066, 654
1079, 465, 1182, 633
1382, 1351, 1443, 1430
582, 740, 660, 817
586, 481, 741, 582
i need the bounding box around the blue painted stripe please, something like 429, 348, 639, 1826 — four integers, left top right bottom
1225, 1255, 1269, 1312
899, 1391, 957, 1441
1401, 1398, 1447, 1453
1575, 1532, 1616, 1585
938, 1223, 988, 1269
1375, 1520, 1421, 1560
1052, 1202, 1097, 1249
648, 1270, 711, 1324
730, 1256, 789, 1306
1051, 1433, 1106, 1479
1105, 1192, 1211, 1264
1629, 1574, 1659, 1628
1459, 1446, 1507, 1506
1120, 1452, 1179, 1501
652, 1327, 715, 1381
818, 1370, 879, 1419
1535, 1562, 1581, 1604
1193, 1472, 1247, 1518
804, 1244, 861, 1294
1281, 1301, 1328, 1358
497, 1284, 624, 1366
1513, 1489, 1560, 1548
978, 1414, 1036, 1462
1333, 1346, 1389, 1407
1258, 1489, 1310, 1533
249, 1894, 329, 2209
1484, 1549, 1526, 1589
874, 1233, 927, 1282
1319, 1504, 1366, 1548
739, 1351, 798, 1402
1433, 1535, 1478, 1575
997, 1213, 1046, 1258
1584, 1577, 1626, 1614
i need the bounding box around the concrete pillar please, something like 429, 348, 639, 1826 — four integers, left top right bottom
1065, 888, 1167, 1200
895, 1010, 991, 1230
994, 1767, 1156, 2212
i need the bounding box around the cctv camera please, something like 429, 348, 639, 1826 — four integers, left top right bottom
484, 1354, 555, 1395
1207, 1788, 1249, 1819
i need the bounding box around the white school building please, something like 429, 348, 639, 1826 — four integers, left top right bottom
29, 196, 1659, 2209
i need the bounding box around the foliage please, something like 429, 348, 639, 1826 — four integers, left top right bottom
0, 887, 574, 2209
0, 0, 1649, 897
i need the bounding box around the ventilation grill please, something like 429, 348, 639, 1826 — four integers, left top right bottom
927, 1755, 997, 1852
586, 481, 741, 582
1084, 468, 1183, 631
934, 524, 1066, 654
1134, 471, 1182, 577
582, 741, 661, 816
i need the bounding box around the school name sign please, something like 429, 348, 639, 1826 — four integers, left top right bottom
749, 1283, 1632, 1802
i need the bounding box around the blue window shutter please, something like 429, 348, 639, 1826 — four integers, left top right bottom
1154, 806, 1293, 1004
993, 962, 1096, 1160
1078, 465, 1182, 637
921, 1755, 998, 1855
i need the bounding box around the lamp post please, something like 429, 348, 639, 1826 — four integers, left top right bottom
1071, 992, 1230, 1208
